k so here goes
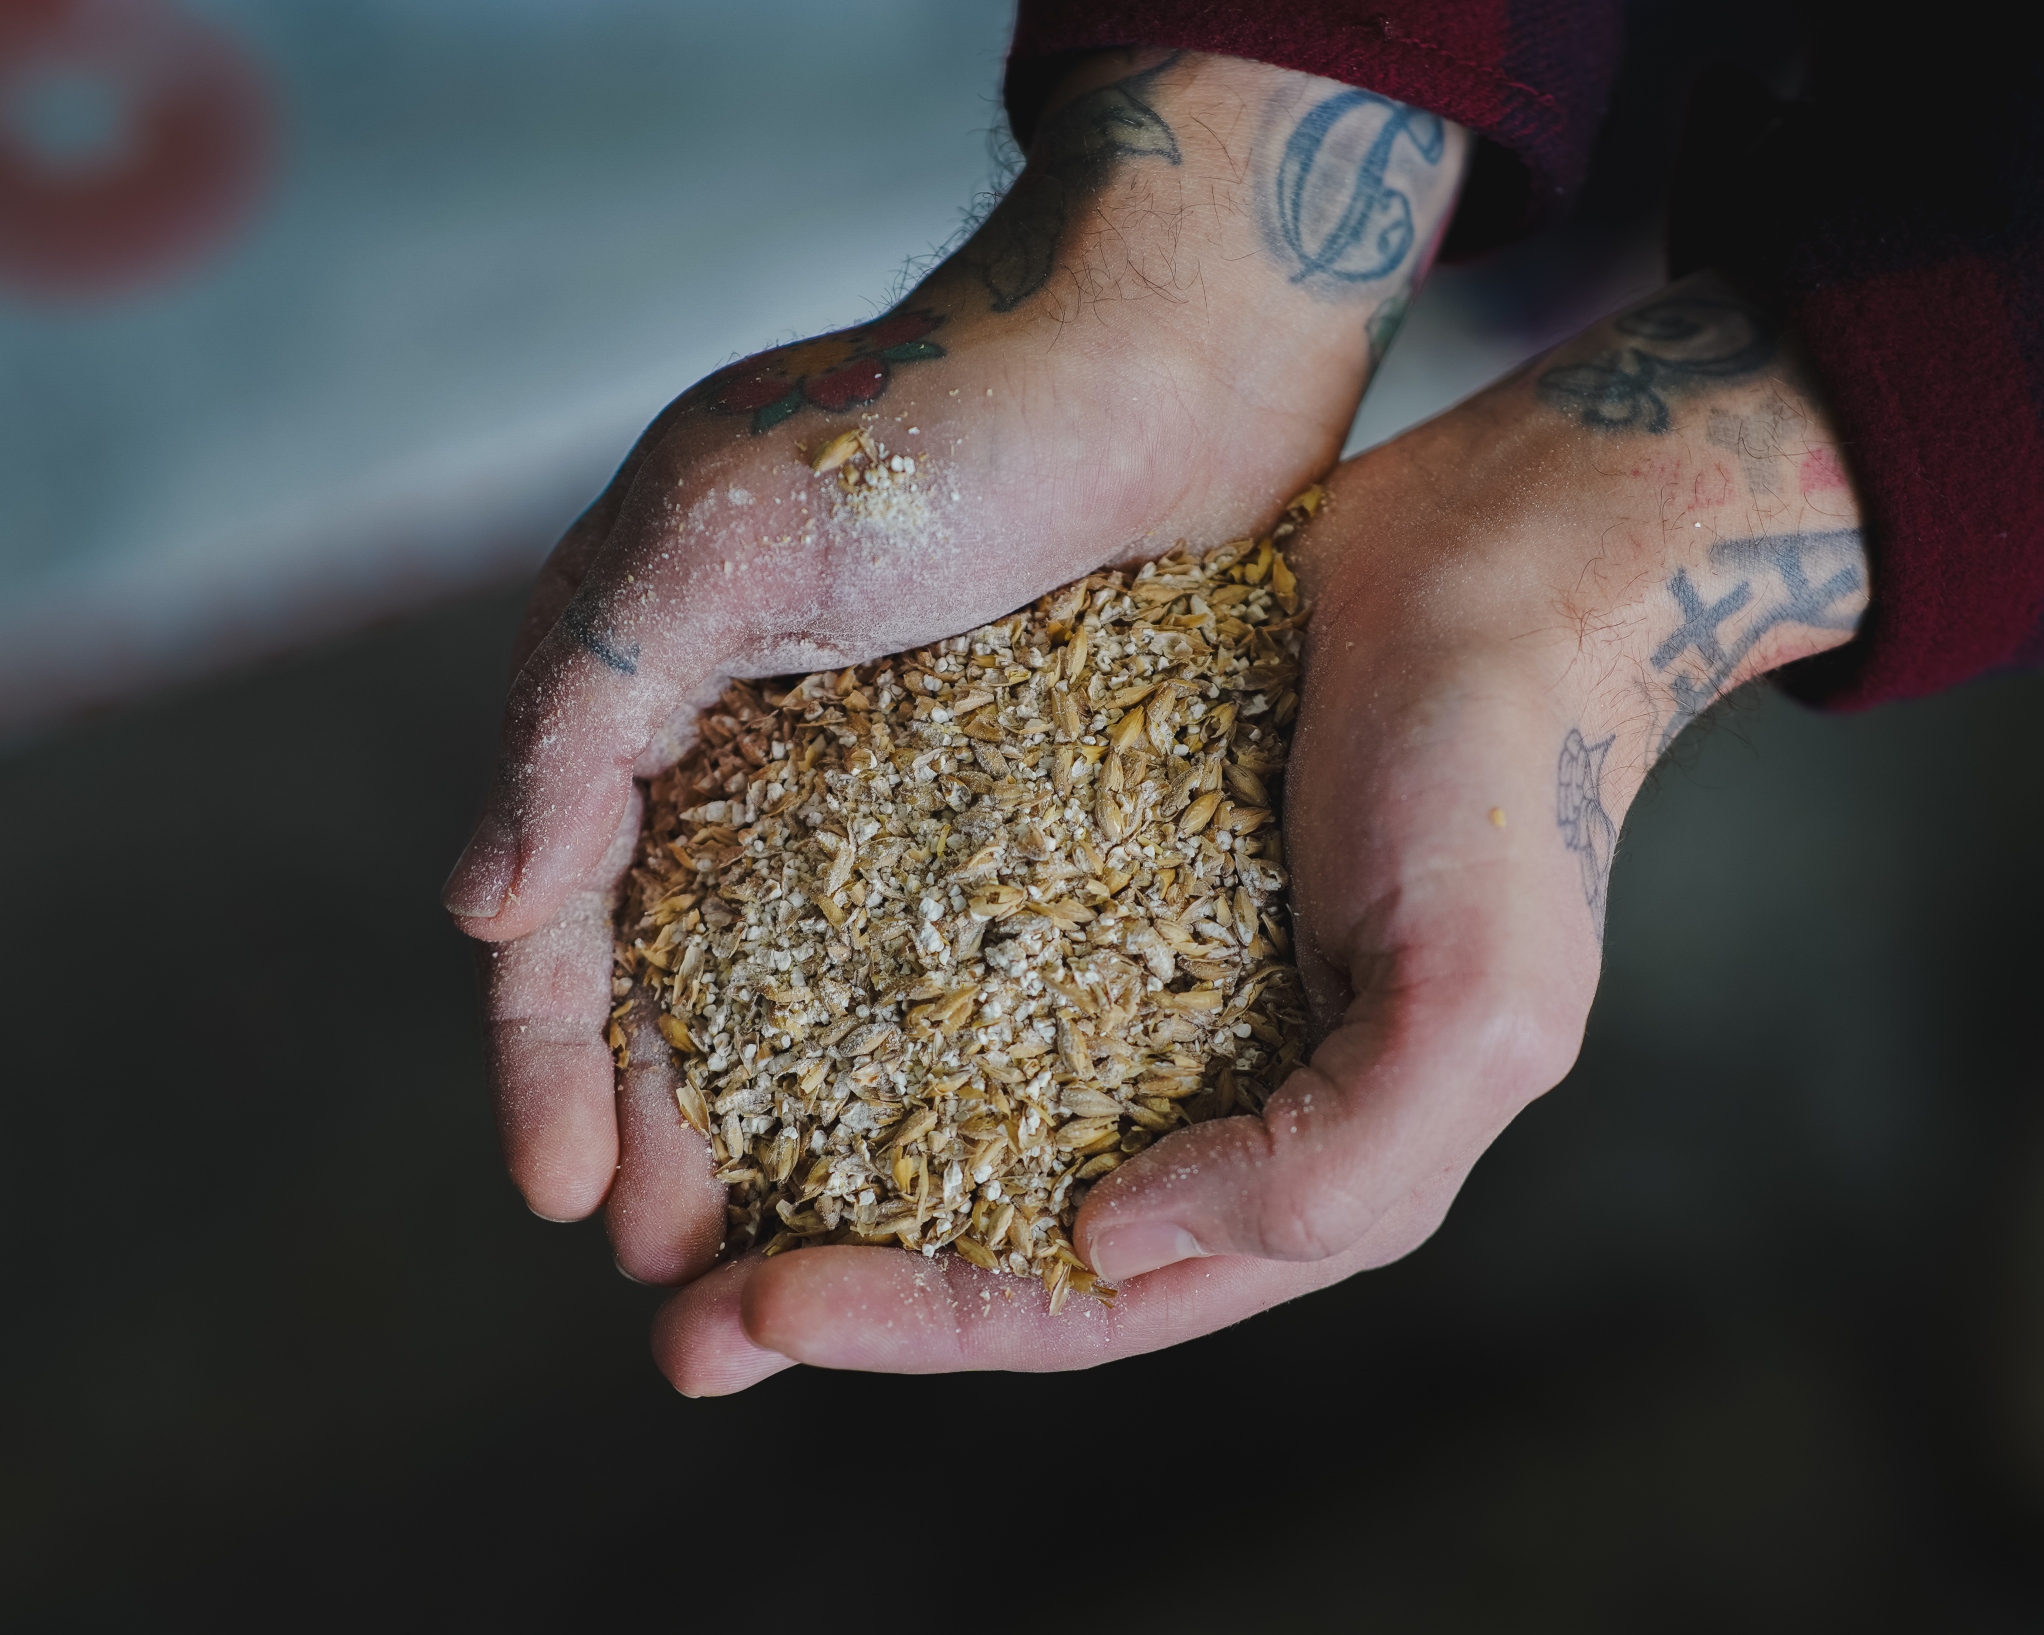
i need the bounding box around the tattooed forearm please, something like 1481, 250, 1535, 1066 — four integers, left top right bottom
1646, 528, 1866, 754
562, 596, 639, 676
1556, 529, 1863, 931
1538, 298, 1777, 433
1556, 727, 1617, 934
967, 57, 1182, 312
963, 62, 1457, 324
1260, 89, 1446, 300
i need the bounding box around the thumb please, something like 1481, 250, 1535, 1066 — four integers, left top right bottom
1075, 763, 1597, 1283
1075, 943, 1569, 1280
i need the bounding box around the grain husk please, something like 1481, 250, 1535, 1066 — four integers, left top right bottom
612, 481, 1320, 1304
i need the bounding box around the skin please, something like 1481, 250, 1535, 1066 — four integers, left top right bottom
446, 52, 1869, 1393
445, 54, 1468, 1268
656, 272, 1871, 1393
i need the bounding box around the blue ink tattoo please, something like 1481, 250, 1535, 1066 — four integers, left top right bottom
1556, 531, 1863, 934
562, 596, 639, 676
970, 57, 1181, 312
1538, 299, 1777, 434
1650, 529, 1864, 753
1269, 90, 1444, 292
1556, 727, 1618, 933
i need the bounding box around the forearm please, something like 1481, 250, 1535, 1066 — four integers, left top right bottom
918, 51, 1469, 460
1334, 272, 1868, 784
1534, 276, 1868, 761
1303, 272, 1868, 942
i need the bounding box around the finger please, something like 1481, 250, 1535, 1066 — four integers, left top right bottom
650, 1254, 797, 1397
606, 990, 725, 1284
659, 1162, 1462, 1387
723, 1230, 1372, 1378
740, 1248, 1341, 1374
1075, 670, 1598, 1283
481, 788, 642, 1221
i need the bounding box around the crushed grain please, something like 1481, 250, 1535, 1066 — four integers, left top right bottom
811, 424, 932, 533
612, 483, 1323, 1306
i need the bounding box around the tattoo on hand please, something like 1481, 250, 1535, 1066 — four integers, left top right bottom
1556, 727, 1618, 934
1707, 404, 1798, 498
1647, 528, 1865, 754
690, 309, 947, 434
1263, 90, 1444, 298
562, 595, 639, 676
968, 57, 1182, 312
1538, 298, 1777, 433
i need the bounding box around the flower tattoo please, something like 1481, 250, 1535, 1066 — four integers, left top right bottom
1555, 726, 1617, 933
702, 310, 946, 433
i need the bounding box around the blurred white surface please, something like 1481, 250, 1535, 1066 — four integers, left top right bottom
0, 1, 1662, 738
0, 0, 1015, 733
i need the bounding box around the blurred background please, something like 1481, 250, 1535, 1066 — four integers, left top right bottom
3, 1, 2040, 1628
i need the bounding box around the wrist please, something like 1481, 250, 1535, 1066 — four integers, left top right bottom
1313, 274, 1870, 802
1537, 279, 1868, 773
923, 50, 1468, 444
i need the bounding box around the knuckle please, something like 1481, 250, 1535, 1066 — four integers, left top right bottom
1426, 971, 1586, 1112
1247, 1165, 1367, 1263
1240, 1067, 1371, 1262
1356, 1190, 1457, 1270
1485, 1005, 1584, 1106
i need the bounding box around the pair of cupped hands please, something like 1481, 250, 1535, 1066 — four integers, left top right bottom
443, 53, 1866, 1394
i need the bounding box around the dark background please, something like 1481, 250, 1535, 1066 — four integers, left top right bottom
4, 584, 2042, 1631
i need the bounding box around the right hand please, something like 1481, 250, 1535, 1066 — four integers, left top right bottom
441, 51, 1469, 1289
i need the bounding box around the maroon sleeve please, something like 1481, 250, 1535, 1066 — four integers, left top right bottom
1672, 38, 2044, 710
1005, 0, 1626, 251
1010, 5, 2044, 708
1786, 256, 2044, 706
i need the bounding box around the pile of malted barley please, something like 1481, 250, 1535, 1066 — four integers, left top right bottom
612, 486, 1319, 1312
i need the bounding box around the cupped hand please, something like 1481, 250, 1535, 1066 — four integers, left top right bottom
444, 51, 1468, 1275
661, 272, 1871, 1392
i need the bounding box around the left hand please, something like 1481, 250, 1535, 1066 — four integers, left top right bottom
443, 50, 1467, 1278
656, 272, 1873, 1393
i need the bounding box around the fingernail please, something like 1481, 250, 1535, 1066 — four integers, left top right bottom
616, 1258, 653, 1286
443, 812, 515, 919
1088, 1221, 1206, 1282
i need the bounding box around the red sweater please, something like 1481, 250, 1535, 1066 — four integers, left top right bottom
1006, 2, 2044, 709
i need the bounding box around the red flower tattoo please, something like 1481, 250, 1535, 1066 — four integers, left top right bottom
702, 310, 946, 433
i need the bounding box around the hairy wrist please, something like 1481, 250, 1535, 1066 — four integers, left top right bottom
1334, 274, 1869, 781
1534, 277, 1867, 761
1292, 273, 1870, 949
926, 51, 1468, 393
